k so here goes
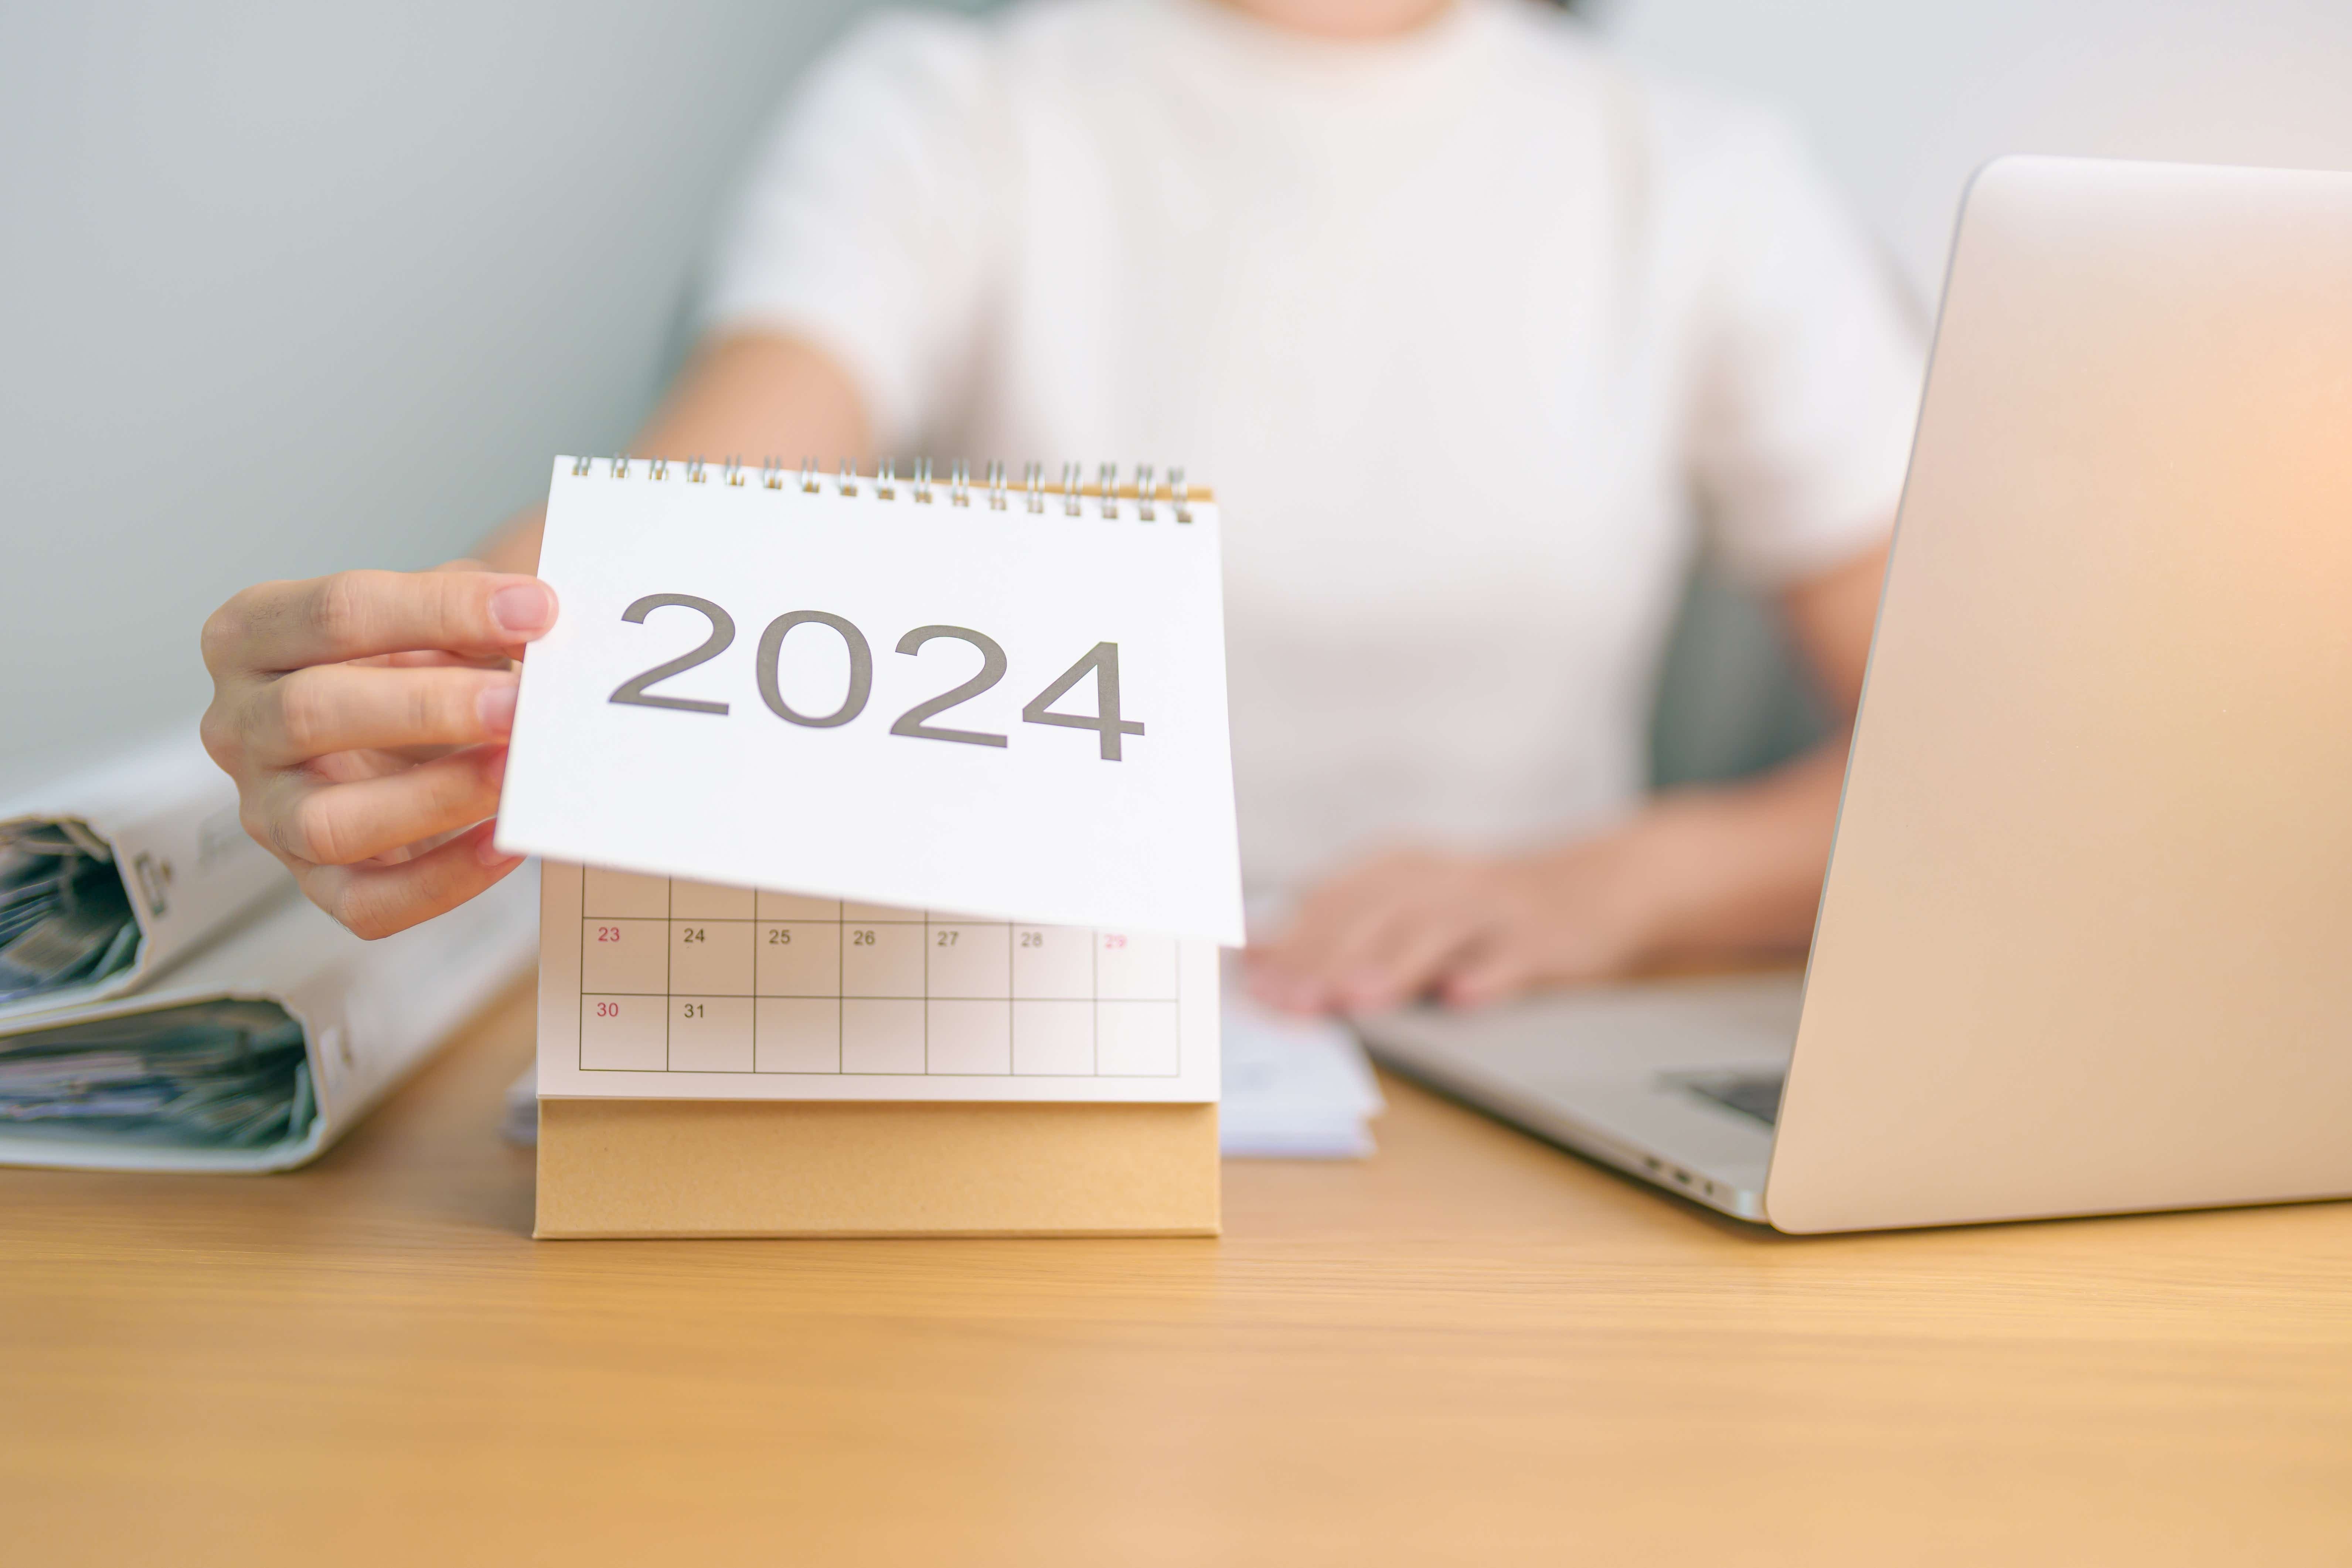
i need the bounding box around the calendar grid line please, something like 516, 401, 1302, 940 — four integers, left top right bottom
576, 863, 587, 1075
582, 992, 1178, 1001
574, 1065, 1183, 1077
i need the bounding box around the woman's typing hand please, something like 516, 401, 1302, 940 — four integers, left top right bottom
1243, 837, 1665, 1016
1245, 763, 1844, 1016
198, 563, 557, 938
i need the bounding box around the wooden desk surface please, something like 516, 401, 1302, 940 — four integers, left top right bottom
6, 980, 2348, 1567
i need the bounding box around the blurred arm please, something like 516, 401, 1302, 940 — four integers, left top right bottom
1246, 536, 1890, 1014
1617, 537, 1885, 969
475, 330, 870, 572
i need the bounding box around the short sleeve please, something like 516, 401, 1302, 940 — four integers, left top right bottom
1684, 114, 1926, 587
697, 12, 1007, 450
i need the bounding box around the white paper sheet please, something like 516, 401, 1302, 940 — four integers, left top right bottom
1217, 993, 1384, 1159
498, 460, 1245, 945
534, 862, 1219, 1103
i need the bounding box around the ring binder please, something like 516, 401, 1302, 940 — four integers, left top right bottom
570, 457, 1211, 514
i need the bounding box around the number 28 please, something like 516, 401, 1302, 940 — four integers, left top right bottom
607, 596, 1144, 761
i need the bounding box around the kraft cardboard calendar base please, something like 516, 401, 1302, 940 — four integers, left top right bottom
535, 1097, 1220, 1238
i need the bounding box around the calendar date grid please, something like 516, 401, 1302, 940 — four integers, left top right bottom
574, 868, 1180, 1078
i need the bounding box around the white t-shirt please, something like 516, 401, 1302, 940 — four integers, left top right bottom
701, 0, 1924, 901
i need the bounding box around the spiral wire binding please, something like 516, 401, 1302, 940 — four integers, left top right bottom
573, 455, 1201, 521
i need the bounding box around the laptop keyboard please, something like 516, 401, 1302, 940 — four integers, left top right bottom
1678, 1071, 1787, 1127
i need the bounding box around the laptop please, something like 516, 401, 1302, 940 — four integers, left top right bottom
1358, 156, 2352, 1233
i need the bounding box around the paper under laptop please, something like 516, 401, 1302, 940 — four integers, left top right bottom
1217, 996, 1383, 1157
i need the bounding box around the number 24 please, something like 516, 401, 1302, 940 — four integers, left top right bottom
608, 595, 1144, 761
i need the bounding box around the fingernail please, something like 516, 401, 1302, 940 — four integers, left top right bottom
490, 582, 556, 638
477, 681, 518, 735
477, 822, 521, 867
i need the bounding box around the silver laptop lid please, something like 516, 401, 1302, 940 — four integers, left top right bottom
1767, 157, 2352, 1232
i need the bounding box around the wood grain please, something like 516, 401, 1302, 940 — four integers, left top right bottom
3, 979, 2347, 1566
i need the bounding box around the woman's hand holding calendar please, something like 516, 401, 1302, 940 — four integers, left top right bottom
199, 564, 558, 938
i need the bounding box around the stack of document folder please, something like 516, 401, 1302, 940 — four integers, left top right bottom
0, 735, 283, 1020
0, 733, 536, 1171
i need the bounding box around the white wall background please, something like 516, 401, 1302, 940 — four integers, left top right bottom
7, 0, 2352, 781
0, 0, 866, 782
1591, 0, 2352, 303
